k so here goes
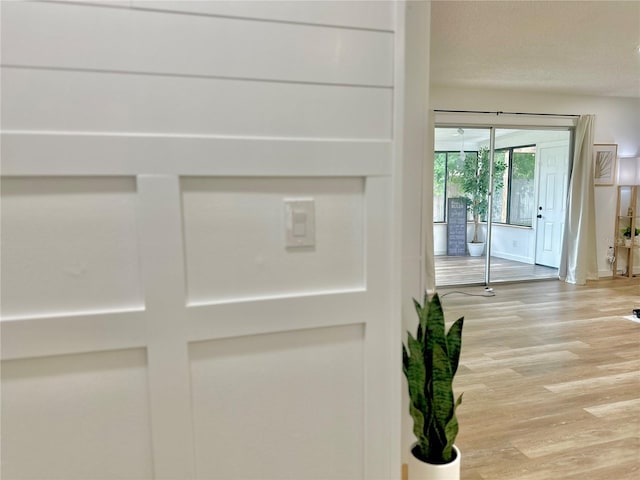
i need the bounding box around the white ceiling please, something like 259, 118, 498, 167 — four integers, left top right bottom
430, 0, 640, 98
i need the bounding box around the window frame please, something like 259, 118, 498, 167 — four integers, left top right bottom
492, 144, 536, 227
435, 145, 536, 227
433, 150, 478, 223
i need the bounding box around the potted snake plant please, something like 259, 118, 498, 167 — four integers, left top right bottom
402, 292, 464, 480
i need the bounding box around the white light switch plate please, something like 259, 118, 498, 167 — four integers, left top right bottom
284, 199, 315, 248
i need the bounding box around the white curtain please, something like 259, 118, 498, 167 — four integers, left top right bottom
559, 114, 598, 284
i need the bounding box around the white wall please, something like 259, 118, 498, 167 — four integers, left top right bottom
431, 85, 640, 277
400, 0, 431, 467
1, 2, 404, 479
434, 223, 534, 263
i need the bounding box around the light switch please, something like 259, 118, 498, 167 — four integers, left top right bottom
284, 199, 315, 248
292, 212, 307, 236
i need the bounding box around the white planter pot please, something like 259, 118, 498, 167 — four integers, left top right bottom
408, 444, 461, 480
467, 242, 485, 257
625, 238, 632, 247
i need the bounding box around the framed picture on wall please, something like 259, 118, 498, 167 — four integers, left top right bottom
593, 144, 617, 186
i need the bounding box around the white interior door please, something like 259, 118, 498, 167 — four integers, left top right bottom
535, 142, 570, 268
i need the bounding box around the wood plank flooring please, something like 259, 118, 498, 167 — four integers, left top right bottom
435, 278, 640, 480
435, 255, 559, 286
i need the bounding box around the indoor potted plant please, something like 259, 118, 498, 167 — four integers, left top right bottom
402, 292, 464, 480
459, 147, 506, 256
622, 225, 640, 247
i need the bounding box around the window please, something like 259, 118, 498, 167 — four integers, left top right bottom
434, 146, 535, 226
492, 146, 536, 226
433, 151, 477, 222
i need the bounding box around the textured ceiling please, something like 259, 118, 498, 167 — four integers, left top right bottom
430, 0, 640, 98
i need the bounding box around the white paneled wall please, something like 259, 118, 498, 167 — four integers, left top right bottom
1, 1, 403, 480
3, 1, 393, 85
1, 349, 153, 479
190, 324, 365, 480
3, 68, 392, 137
1, 177, 143, 319
182, 177, 365, 304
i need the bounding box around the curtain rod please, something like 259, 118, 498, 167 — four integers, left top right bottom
434, 109, 580, 118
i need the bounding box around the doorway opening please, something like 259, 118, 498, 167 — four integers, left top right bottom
433, 126, 572, 287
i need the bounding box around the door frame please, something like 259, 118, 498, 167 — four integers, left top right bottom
431, 112, 577, 287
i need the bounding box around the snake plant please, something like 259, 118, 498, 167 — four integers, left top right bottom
402, 292, 464, 464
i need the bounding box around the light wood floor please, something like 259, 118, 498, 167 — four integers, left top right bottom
438, 277, 640, 480
435, 255, 559, 286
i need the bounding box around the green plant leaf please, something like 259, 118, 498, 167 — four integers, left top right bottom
446, 317, 464, 377
425, 294, 447, 368
460, 146, 506, 240
410, 402, 426, 448
402, 291, 464, 464
442, 393, 463, 461
406, 334, 427, 415
402, 343, 409, 373
432, 343, 454, 427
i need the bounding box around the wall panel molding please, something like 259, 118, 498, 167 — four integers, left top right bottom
2, 68, 392, 138
0, 310, 146, 360
0, 176, 143, 318
188, 323, 366, 479
131, 0, 394, 31
41, 1, 395, 31
1, 347, 154, 479
5, 1, 393, 86
186, 290, 368, 343
181, 176, 366, 305
1, 133, 392, 177
135, 175, 195, 478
